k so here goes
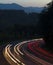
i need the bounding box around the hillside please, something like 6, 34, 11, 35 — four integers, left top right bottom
0, 3, 43, 13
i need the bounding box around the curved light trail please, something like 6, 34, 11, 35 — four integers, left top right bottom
4, 38, 53, 65
4, 44, 25, 65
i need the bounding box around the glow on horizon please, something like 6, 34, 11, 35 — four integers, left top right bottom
0, 0, 51, 7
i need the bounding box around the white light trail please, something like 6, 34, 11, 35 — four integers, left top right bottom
5, 44, 25, 65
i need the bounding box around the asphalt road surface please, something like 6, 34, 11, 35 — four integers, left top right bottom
3, 39, 53, 65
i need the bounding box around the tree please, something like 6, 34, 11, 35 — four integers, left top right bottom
39, 1, 53, 52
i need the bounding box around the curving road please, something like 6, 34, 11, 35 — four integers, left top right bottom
4, 38, 53, 65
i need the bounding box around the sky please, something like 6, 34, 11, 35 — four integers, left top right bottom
0, 0, 51, 7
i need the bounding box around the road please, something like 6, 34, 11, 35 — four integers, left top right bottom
3, 38, 53, 65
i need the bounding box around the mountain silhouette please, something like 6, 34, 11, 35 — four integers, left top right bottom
0, 3, 23, 10
0, 3, 43, 13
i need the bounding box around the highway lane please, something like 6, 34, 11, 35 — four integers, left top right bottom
4, 39, 38, 65
4, 38, 53, 65
17, 41, 40, 65
14, 38, 43, 56
4, 40, 36, 65
14, 40, 37, 65
4, 44, 25, 65
14, 39, 45, 65
14, 39, 37, 56
15, 39, 53, 65
21, 43, 53, 65
4, 44, 19, 65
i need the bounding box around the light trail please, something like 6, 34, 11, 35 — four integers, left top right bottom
14, 44, 19, 55
23, 48, 53, 65
14, 44, 26, 65
5, 44, 25, 65
5, 44, 18, 64
4, 38, 52, 65
15, 40, 34, 55
16, 39, 42, 56
14, 41, 29, 56
8, 45, 21, 63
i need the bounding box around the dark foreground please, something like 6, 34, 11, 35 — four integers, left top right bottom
0, 45, 10, 65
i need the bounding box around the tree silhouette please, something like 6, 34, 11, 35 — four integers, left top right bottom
39, 1, 53, 52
